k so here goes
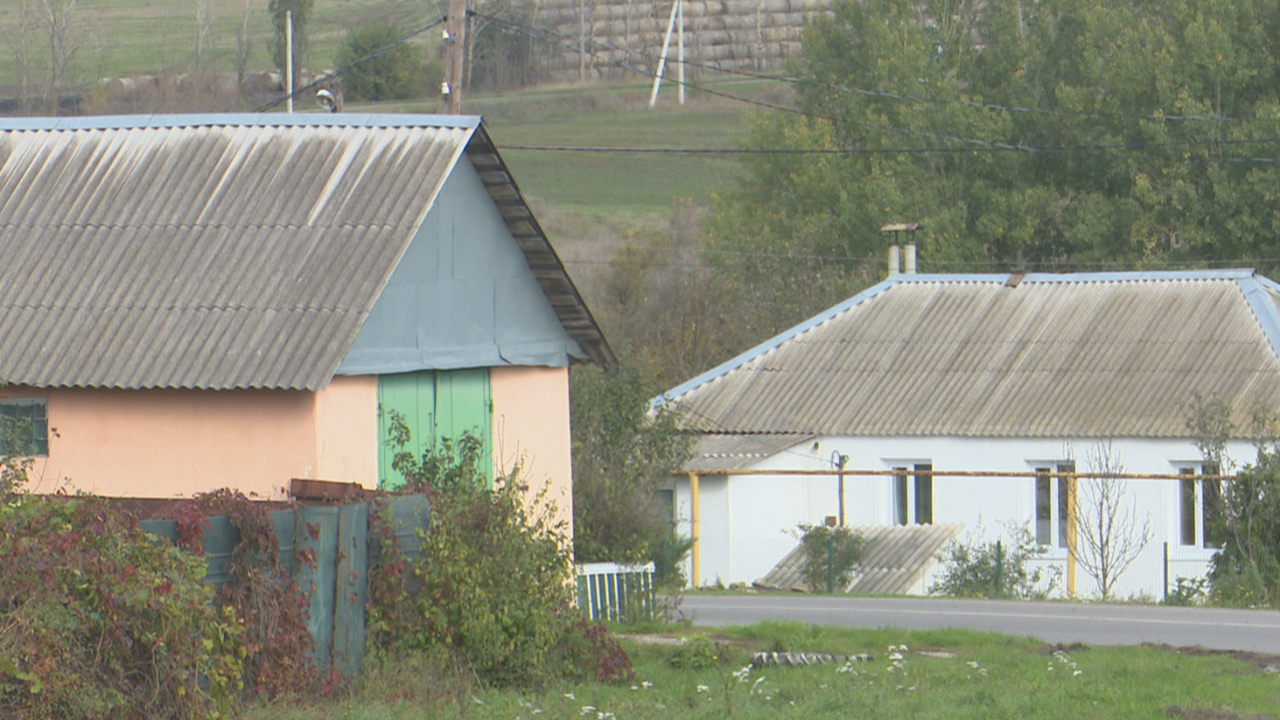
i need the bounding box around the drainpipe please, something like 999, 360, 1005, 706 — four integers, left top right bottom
688, 471, 700, 589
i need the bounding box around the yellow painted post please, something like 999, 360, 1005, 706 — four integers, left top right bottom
689, 471, 700, 589
1066, 473, 1078, 598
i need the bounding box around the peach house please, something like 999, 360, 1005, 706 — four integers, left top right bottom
0, 114, 613, 532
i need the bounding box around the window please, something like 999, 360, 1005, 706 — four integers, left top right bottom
1034, 462, 1075, 548
1179, 463, 1222, 549
893, 463, 933, 525
0, 398, 48, 456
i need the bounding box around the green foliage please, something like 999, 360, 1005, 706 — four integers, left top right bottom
931, 524, 1059, 600
795, 524, 866, 593
1163, 576, 1209, 606
335, 23, 436, 101
386, 410, 489, 495
667, 635, 727, 670
1207, 445, 1280, 607
158, 489, 319, 698
269, 0, 314, 88
371, 424, 633, 687
0, 496, 242, 719
571, 362, 693, 567
714, 0, 1280, 275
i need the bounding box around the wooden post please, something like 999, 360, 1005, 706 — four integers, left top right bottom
443, 0, 467, 114
689, 471, 700, 589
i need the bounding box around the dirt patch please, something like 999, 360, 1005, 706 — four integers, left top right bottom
1163, 704, 1279, 720
1144, 644, 1280, 674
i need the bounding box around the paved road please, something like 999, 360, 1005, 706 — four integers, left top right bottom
680, 594, 1280, 654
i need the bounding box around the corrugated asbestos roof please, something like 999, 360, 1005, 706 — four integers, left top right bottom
685, 432, 815, 472
0, 114, 612, 391
656, 270, 1280, 439
755, 523, 964, 595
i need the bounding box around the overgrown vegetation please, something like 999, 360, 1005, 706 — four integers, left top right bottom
1185, 394, 1280, 608
157, 489, 320, 698
931, 524, 1060, 600
369, 414, 633, 688
795, 523, 866, 593
571, 361, 693, 578
0, 496, 242, 719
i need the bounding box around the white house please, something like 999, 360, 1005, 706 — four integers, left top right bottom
653, 268, 1280, 598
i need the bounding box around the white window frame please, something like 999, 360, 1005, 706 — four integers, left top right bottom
1030, 461, 1075, 552
1173, 462, 1223, 551
887, 460, 933, 526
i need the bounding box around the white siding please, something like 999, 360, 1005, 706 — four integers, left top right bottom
675, 435, 1254, 599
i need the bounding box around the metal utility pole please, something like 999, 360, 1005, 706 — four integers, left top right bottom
443, 0, 467, 114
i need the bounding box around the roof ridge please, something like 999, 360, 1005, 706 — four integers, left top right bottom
0, 114, 483, 132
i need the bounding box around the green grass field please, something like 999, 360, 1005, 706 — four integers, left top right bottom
246, 622, 1280, 720
0, 0, 435, 88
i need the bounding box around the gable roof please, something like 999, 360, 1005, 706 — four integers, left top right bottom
656, 269, 1280, 440
0, 114, 612, 391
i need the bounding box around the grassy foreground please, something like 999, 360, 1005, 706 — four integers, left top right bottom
247, 622, 1280, 720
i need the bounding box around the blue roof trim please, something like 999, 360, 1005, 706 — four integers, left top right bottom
652, 267, 1266, 410
0, 113, 483, 131
1237, 273, 1280, 360
651, 275, 908, 409
888, 269, 1256, 284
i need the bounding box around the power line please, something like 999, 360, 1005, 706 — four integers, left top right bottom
254, 17, 447, 113
475, 12, 1280, 155
498, 137, 1280, 158
480, 11, 1280, 127
471, 11, 808, 119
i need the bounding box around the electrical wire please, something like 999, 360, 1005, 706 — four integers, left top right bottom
254, 17, 447, 113
474, 12, 1280, 156
477, 10, 1280, 126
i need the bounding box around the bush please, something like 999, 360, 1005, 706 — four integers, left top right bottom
0, 496, 242, 719
157, 489, 319, 698
930, 523, 1059, 600
1163, 576, 1209, 606
1205, 445, 1280, 608
369, 417, 633, 687
335, 23, 437, 101
796, 523, 866, 593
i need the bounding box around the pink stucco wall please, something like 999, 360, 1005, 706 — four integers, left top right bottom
10, 376, 378, 499
490, 365, 574, 536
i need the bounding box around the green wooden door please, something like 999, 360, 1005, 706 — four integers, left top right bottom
377, 369, 492, 489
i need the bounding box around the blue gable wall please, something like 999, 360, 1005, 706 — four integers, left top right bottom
336, 153, 582, 376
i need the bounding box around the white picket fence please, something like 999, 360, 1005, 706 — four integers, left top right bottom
575, 562, 656, 621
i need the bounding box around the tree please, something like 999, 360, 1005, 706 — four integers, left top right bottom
712, 0, 1280, 276
234, 0, 254, 90
570, 361, 693, 569
1071, 443, 1152, 600
335, 23, 436, 101
5, 0, 38, 114
193, 0, 213, 70
36, 0, 80, 116
269, 0, 313, 94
